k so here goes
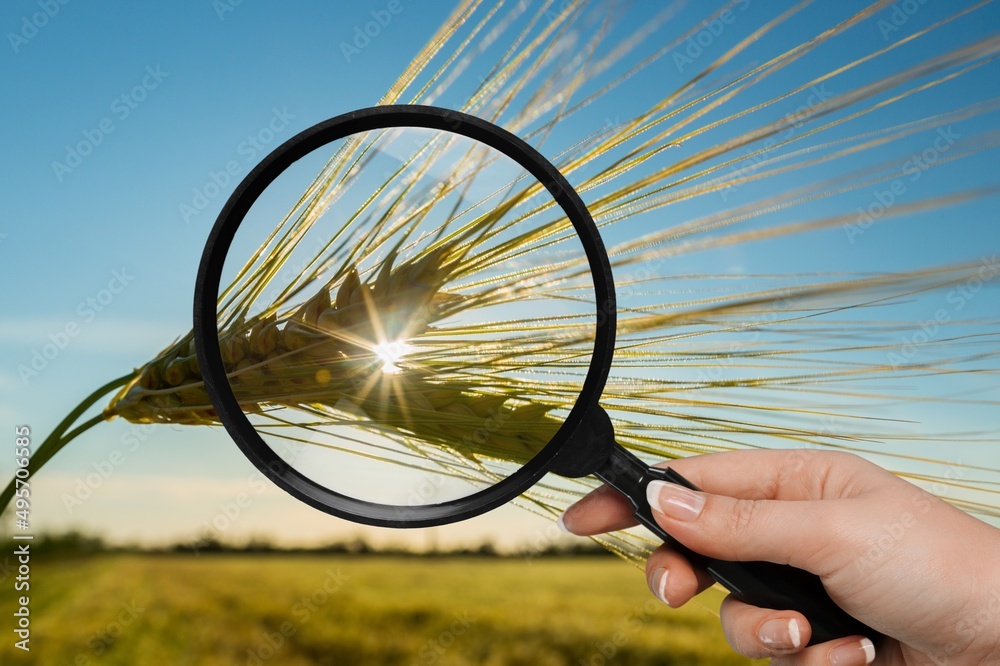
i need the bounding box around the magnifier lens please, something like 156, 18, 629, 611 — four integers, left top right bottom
202, 109, 878, 645
216, 123, 597, 509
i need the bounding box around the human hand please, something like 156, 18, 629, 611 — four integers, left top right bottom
559, 450, 1000, 665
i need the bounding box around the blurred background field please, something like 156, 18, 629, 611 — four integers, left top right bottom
0, 550, 749, 665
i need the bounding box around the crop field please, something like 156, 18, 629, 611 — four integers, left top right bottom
0, 554, 749, 665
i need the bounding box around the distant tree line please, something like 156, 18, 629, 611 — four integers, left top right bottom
14, 531, 613, 560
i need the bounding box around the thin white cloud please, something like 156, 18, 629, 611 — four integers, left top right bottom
0, 317, 183, 356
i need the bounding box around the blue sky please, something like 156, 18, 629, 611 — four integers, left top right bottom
1, 1, 998, 549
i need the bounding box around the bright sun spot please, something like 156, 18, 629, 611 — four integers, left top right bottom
373, 340, 410, 374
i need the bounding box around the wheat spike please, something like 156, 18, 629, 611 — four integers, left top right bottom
4, 2, 1000, 566
106, 241, 563, 469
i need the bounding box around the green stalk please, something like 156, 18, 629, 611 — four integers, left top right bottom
1, 372, 136, 513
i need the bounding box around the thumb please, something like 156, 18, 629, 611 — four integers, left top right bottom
645, 480, 851, 575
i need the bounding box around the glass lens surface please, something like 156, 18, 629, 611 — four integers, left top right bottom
216, 124, 597, 507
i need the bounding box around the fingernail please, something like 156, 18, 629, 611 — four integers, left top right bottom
650, 567, 671, 607
646, 480, 706, 521
830, 638, 875, 666
758, 618, 802, 651
556, 513, 570, 533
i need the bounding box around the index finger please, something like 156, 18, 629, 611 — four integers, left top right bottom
659, 448, 883, 501
560, 448, 880, 536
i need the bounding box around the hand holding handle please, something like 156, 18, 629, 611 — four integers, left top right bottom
595, 446, 881, 646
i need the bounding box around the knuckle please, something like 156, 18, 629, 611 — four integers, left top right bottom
729, 498, 760, 537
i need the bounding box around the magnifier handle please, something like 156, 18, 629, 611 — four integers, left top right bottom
597, 448, 881, 647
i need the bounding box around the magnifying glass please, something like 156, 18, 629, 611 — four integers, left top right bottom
193, 105, 878, 646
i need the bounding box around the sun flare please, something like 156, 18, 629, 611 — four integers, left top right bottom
373, 340, 411, 375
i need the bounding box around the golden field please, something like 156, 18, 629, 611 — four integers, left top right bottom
0, 554, 750, 665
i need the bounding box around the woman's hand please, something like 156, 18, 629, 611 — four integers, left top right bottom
560, 450, 1000, 665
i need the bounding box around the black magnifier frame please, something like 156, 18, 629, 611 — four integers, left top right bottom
193, 104, 617, 529
195, 105, 880, 647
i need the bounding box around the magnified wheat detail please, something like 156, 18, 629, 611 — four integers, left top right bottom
4, 1, 1000, 566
